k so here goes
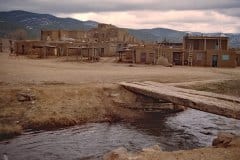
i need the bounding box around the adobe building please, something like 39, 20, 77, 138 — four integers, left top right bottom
156, 42, 183, 65
118, 43, 183, 66
183, 35, 236, 67
14, 40, 100, 59
40, 23, 138, 57
14, 40, 44, 56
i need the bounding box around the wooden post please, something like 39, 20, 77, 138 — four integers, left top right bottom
0, 42, 2, 53
80, 48, 83, 61
92, 47, 94, 63
182, 52, 184, 66
204, 38, 207, 51
44, 46, 47, 58
66, 48, 69, 61
76, 48, 79, 61
87, 48, 90, 60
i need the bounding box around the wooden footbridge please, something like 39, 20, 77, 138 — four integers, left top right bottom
120, 81, 240, 120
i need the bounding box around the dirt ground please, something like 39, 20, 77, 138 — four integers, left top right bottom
0, 53, 240, 84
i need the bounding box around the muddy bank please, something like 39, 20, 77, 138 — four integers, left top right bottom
104, 133, 240, 160
0, 83, 183, 140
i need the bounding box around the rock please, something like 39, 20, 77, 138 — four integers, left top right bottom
2, 153, 8, 160
229, 136, 240, 147
173, 105, 186, 112
103, 147, 129, 160
142, 145, 162, 152
212, 132, 235, 147
16, 92, 36, 102
110, 93, 120, 97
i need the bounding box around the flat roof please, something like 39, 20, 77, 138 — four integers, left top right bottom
184, 36, 228, 40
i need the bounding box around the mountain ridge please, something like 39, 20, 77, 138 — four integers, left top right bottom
0, 10, 239, 47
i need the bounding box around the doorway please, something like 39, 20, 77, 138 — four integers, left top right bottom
140, 52, 146, 63
100, 48, 104, 57
173, 52, 182, 65
212, 55, 218, 67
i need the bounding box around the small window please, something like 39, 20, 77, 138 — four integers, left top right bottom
222, 54, 229, 61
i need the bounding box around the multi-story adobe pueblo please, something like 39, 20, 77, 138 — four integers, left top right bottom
118, 35, 237, 68
13, 23, 238, 67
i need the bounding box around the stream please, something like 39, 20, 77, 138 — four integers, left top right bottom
1, 109, 240, 160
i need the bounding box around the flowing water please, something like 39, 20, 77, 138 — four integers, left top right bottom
1, 109, 240, 160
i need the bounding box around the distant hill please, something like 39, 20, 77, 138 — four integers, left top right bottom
128, 29, 240, 48
0, 10, 239, 48
0, 10, 98, 39
128, 28, 186, 43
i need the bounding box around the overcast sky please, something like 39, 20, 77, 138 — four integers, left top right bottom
1, 0, 240, 33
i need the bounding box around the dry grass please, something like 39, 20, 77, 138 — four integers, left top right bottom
179, 79, 240, 97
0, 83, 142, 139
0, 124, 22, 140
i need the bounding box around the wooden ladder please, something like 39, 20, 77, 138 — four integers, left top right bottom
188, 44, 193, 66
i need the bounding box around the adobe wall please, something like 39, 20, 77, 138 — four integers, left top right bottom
205, 50, 236, 68
135, 46, 155, 64
15, 40, 44, 55
218, 50, 236, 67
41, 30, 60, 41
236, 54, 240, 66
191, 51, 207, 66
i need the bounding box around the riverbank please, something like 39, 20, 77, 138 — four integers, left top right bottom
104, 133, 240, 160
0, 83, 186, 140
0, 83, 139, 140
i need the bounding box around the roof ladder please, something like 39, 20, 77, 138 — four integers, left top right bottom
188, 44, 193, 66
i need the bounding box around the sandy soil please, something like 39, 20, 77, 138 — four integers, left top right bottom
0, 53, 240, 84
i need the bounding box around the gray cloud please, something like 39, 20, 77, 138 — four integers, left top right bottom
216, 8, 240, 17
0, 0, 239, 32
0, 0, 240, 15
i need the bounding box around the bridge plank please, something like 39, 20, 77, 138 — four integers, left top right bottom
120, 81, 240, 120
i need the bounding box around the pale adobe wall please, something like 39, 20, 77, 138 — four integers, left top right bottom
59, 30, 69, 40
41, 30, 59, 41
135, 47, 155, 64
102, 43, 117, 57
14, 40, 44, 55
1, 39, 10, 52
161, 48, 174, 64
